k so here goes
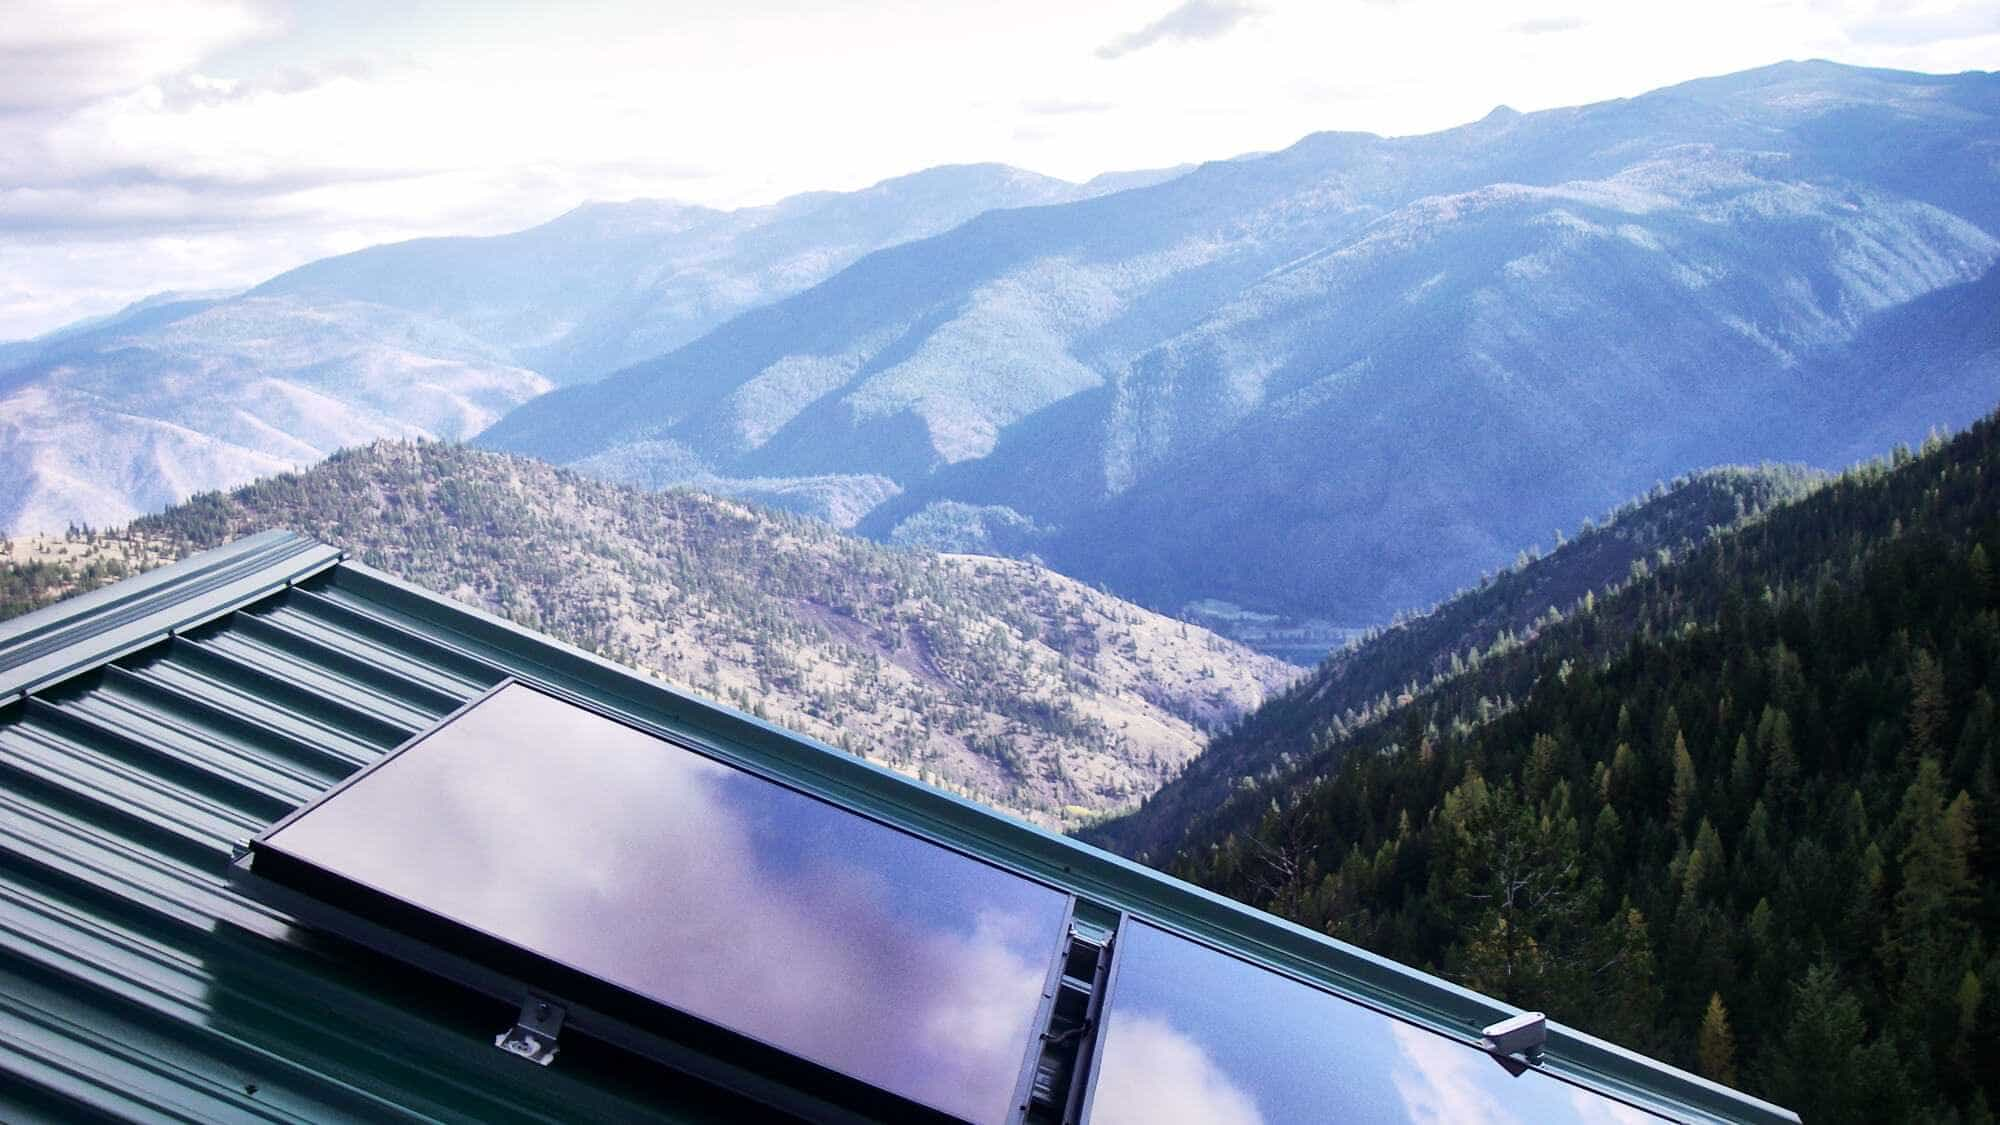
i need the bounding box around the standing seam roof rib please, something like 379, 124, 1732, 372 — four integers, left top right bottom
0, 532, 1799, 1124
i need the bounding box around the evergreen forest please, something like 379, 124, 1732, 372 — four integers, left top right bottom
1108, 417, 2000, 1122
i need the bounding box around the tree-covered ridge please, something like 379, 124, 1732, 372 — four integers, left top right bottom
1087, 463, 1822, 857
63, 440, 1290, 827
0, 531, 179, 622
1136, 418, 2000, 1122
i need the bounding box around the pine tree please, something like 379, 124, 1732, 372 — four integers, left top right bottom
1670, 731, 1697, 827
1762, 964, 1869, 1125
1889, 760, 1976, 970
1909, 650, 1950, 762
1598, 906, 1659, 1049
1698, 992, 1738, 1086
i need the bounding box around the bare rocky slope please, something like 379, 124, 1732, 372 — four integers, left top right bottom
5, 441, 1295, 827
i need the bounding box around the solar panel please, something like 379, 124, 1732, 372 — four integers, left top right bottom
246, 681, 1073, 1124
1082, 920, 1666, 1125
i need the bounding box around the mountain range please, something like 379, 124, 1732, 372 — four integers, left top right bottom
0, 164, 1179, 538
484, 60, 2000, 628
5, 60, 1995, 646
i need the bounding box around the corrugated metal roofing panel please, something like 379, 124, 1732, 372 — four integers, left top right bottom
0, 537, 723, 1123
0, 531, 343, 707
0, 533, 1798, 1124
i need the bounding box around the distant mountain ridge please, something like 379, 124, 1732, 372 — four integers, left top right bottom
482, 60, 2000, 625
249, 162, 1186, 384
0, 296, 552, 538
0, 163, 1184, 537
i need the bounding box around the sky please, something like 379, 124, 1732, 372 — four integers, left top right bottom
1, 0, 1996, 341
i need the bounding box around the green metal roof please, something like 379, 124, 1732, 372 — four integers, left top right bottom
0, 531, 1796, 1124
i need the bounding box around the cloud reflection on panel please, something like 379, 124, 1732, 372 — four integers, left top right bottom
1384, 1021, 1657, 1125
1088, 1013, 1266, 1125
263, 683, 1069, 1125
1085, 920, 1664, 1124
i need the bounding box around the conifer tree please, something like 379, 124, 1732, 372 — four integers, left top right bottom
1670, 732, 1697, 827
1698, 992, 1738, 1086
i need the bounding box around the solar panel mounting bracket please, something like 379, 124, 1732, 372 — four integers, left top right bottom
1479, 1010, 1547, 1064
496, 995, 566, 1067
1024, 921, 1113, 1124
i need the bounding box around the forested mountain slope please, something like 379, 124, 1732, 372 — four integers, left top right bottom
2, 442, 1293, 827
1087, 462, 1823, 857
1095, 416, 2000, 1122
484, 61, 2000, 626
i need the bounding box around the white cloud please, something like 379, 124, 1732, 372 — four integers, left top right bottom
1, 0, 1995, 341
1508, 14, 1588, 34
1097, 1, 1266, 59
1024, 98, 1119, 115
1841, 0, 2000, 45
0, 0, 269, 112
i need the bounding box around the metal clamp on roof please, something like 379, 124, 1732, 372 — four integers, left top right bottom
1480, 1011, 1547, 1064
496, 996, 566, 1067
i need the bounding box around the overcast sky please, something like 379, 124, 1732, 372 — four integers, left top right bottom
2, 0, 1995, 341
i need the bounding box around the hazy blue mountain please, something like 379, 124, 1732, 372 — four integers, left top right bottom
482, 61, 2000, 625
0, 164, 1182, 536
1817, 262, 2000, 462
250, 163, 1185, 384
0, 288, 240, 372
0, 296, 551, 535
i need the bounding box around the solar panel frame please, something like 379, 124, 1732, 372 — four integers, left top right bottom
235, 677, 1077, 1125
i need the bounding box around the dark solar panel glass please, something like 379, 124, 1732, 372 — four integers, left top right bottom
261, 682, 1069, 1124
1084, 921, 1665, 1125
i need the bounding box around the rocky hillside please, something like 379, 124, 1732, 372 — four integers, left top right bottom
5, 441, 1295, 827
